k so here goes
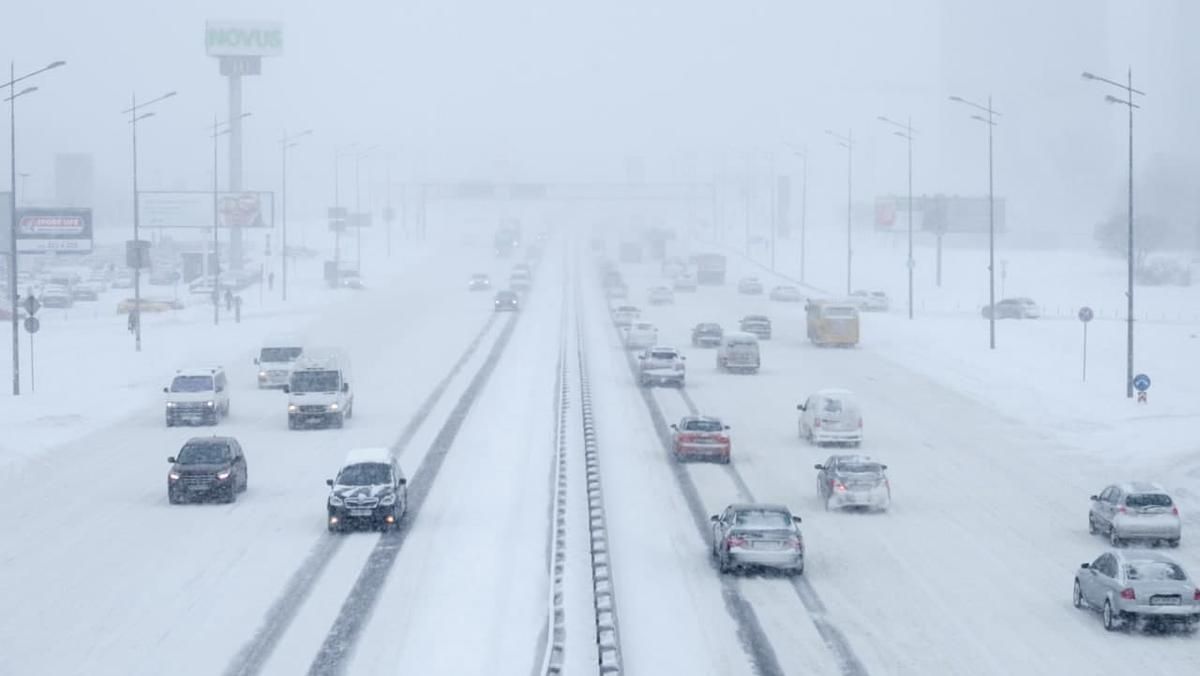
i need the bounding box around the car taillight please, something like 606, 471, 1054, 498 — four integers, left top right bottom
1119, 588, 1135, 600
1194, 589, 1200, 601
833, 481, 846, 493
1118, 506, 1127, 514
858, 418, 863, 429
726, 536, 746, 548
716, 435, 729, 443
813, 418, 821, 428
1172, 506, 1179, 516
789, 537, 803, 550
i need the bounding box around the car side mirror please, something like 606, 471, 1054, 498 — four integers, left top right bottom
724, 425, 731, 430
162, 387, 169, 394
253, 358, 259, 365
881, 464, 888, 470
797, 404, 805, 411
813, 464, 824, 470
398, 478, 407, 486
681, 356, 687, 360
341, 383, 350, 393
669, 424, 678, 430
637, 355, 645, 360
326, 479, 334, 487
1080, 562, 1090, 569
167, 457, 176, 464
709, 515, 719, 522
1089, 495, 1098, 501
282, 385, 290, 394
792, 516, 803, 523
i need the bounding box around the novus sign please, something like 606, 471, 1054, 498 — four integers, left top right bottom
206, 21, 283, 57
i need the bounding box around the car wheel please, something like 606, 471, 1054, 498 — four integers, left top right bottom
720, 454, 731, 465
208, 413, 219, 426
1109, 528, 1122, 547
223, 487, 236, 504
792, 561, 805, 576
1102, 600, 1120, 631
1088, 515, 1098, 535
166, 418, 174, 428
1072, 580, 1084, 609
332, 413, 345, 429
718, 551, 731, 574
168, 491, 181, 505
327, 521, 339, 533
241, 470, 249, 492
287, 417, 297, 431
345, 403, 354, 420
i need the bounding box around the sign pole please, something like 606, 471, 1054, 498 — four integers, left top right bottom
28, 328, 34, 393
1078, 306, 1094, 383
1082, 321, 1088, 382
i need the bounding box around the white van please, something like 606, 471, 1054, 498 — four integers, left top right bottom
164, 367, 230, 427
716, 332, 760, 373
255, 335, 304, 389
284, 349, 354, 429
797, 389, 863, 446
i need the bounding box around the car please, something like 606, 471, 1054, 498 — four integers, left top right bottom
39, 285, 74, 309
494, 290, 520, 312
710, 504, 804, 575
798, 389, 863, 446
111, 272, 135, 289
326, 448, 408, 532
1073, 550, 1200, 633
512, 262, 533, 278
606, 282, 629, 300
661, 256, 687, 277
647, 286, 675, 305
716, 332, 760, 373
255, 338, 304, 389
670, 416, 731, 463
468, 273, 492, 291
848, 290, 890, 312
164, 367, 230, 427
739, 314, 772, 340
510, 270, 532, 292
612, 305, 640, 328
1089, 483, 1181, 548
769, 285, 803, 302
285, 349, 354, 429
622, 321, 658, 351
70, 283, 101, 301
636, 346, 686, 387
166, 436, 248, 504
737, 277, 764, 295
691, 322, 724, 348
814, 455, 890, 511
982, 297, 1040, 319
673, 273, 698, 292
117, 297, 181, 314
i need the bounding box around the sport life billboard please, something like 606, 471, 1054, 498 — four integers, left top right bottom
875, 195, 1005, 234
206, 21, 283, 57
139, 191, 275, 229
16, 208, 94, 254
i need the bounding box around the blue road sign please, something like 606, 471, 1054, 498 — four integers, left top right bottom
1132, 374, 1151, 392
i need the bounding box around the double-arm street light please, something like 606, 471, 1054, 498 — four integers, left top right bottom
123, 90, 176, 353
878, 115, 917, 320
210, 112, 252, 325
5, 60, 65, 395
1082, 69, 1144, 399
352, 145, 379, 273
949, 94, 1001, 350
280, 128, 313, 301
825, 129, 854, 294
786, 145, 809, 284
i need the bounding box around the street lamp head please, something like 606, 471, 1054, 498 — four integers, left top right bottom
163, 91, 178, 99
46, 61, 67, 70
948, 95, 963, 102
136, 112, 155, 122
1081, 72, 1096, 80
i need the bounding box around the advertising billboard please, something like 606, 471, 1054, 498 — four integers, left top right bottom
875, 195, 1005, 234
15, 208, 93, 254
138, 191, 275, 229
205, 21, 283, 57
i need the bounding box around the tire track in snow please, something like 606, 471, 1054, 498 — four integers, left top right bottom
223, 313, 501, 676
305, 311, 521, 675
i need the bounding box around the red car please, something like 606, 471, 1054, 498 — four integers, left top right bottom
670, 415, 731, 463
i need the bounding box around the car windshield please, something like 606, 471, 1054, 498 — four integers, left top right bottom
1125, 561, 1186, 581
649, 351, 677, 360
697, 324, 720, 333
685, 419, 723, 432
291, 371, 340, 393
497, 292, 516, 300
177, 443, 229, 464
840, 463, 883, 475
733, 510, 792, 529
171, 375, 214, 393
338, 463, 392, 486
260, 347, 302, 363
822, 398, 845, 414
1125, 493, 1173, 508
633, 323, 654, 331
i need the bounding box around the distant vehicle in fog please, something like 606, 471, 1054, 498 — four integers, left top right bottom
691, 322, 724, 348
647, 286, 675, 305
737, 277, 764, 295
806, 300, 859, 347
636, 346, 686, 387
848, 290, 890, 312
673, 273, 698, 292
739, 314, 772, 340
622, 321, 658, 350
770, 285, 803, 302
468, 273, 492, 291
716, 332, 760, 373
494, 290, 520, 312
612, 305, 640, 327
982, 297, 1040, 319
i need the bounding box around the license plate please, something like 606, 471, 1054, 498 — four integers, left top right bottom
188, 484, 209, 491
349, 509, 372, 517
753, 541, 781, 550
1150, 596, 1181, 606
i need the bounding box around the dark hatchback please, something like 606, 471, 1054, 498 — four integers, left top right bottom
494, 290, 520, 311
167, 437, 248, 504
691, 322, 724, 348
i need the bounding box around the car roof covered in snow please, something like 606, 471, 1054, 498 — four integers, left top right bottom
1117, 481, 1167, 495
816, 388, 856, 399
728, 503, 791, 514
174, 366, 223, 377
342, 447, 393, 467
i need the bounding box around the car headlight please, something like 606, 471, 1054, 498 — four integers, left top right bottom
329, 495, 344, 507
258, 371, 267, 378
168, 472, 180, 481
379, 493, 396, 506
216, 469, 232, 480
205, 401, 215, 407
288, 404, 297, 412
329, 403, 339, 411
166, 402, 177, 408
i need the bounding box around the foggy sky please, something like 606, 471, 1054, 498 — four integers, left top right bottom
0, 0, 1193, 237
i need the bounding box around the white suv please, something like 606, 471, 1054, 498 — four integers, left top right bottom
637, 346, 686, 387
164, 367, 230, 427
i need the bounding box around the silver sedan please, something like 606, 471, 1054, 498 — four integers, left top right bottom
710, 504, 804, 575
1073, 550, 1200, 633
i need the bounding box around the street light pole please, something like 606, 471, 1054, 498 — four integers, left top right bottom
5, 59, 64, 396
1082, 69, 1144, 398
825, 129, 854, 294
949, 94, 1001, 349
879, 115, 917, 319
280, 128, 312, 302
209, 112, 251, 326
122, 89, 176, 352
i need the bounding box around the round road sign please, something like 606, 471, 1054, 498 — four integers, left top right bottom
1132, 373, 1151, 392
22, 295, 41, 316
1078, 306, 1094, 323
23, 316, 40, 334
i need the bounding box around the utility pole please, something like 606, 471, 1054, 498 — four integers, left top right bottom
825, 129, 854, 294
879, 115, 917, 319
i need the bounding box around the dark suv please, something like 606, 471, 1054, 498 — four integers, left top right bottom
494, 290, 519, 312
168, 436, 248, 504
326, 449, 408, 532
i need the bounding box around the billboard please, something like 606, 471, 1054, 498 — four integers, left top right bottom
16, 208, 93, 254
206, 21, 283, 57
138, 191, 274, 229
875, 195, 1005, 234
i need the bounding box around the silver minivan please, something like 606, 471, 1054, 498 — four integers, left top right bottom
716, 332, 760, 373
1089, 482, 1181, 547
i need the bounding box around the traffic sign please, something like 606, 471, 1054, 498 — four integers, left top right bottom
1132, 373, 1151, 392
22, 295, 40, 316
23, 316, 39, 334
1078, 306, 1094, 323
